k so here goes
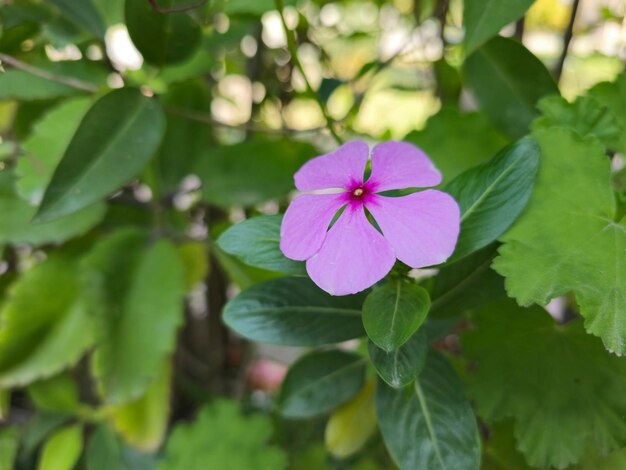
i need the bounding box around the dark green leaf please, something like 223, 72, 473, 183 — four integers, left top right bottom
0, 427, 19, 470
362, 281, 430, 352
196, 138, 318, 208
86, 426, 124, 470
368, 329, 428, 389
125, 0, 202, 66
36, 88, 165, 222
279, 350, 366, 418
217, 215, 306, 275
430, 245, 505, 319
446, 137, 540, 261
223, 277, 366, 346
376, 352, 481, 470
405, 107, 508, 183
464, 36, 559, 139
463, 0, 534, 53
584, 73, 626, 153
49, 0, 105, 38
27, 373, 81, 413
224, 0, 296, 15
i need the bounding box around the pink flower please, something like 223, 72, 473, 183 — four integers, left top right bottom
280, 140, 460, 296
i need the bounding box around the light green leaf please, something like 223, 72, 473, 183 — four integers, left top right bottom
362, 281, 430, 352
0, 172, 106, 246
587, 73, 626, 153
0, 426, 19, 470
0, 256, 94, 388
368, 330, 428, 389
37, 424, 83, 470
462, 299, 626, 468
464, 37, 559, 139
463, 0, 534, 53
217, 215, 306, 275
36, 88, 165, 222
159, 400, 287, 470
17, 97, 92, 204
196, 138, 318, 208
405, 107, 508, 183
223, 277, 366, 346
446, 137, 540, 261
430, 245, 505, 319
28, 372, 81, 413
86, 231, 185, 404
109, 360, 172, 451
49, 0, 105, 38
125, 0, 202, 66
278, 350, 366, 418
376, 352, 481, 470
493, 127, 626, 354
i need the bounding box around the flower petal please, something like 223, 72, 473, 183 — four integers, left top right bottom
367, 141, 441, 192
280, 193, 347, 261
294, 140, 369, 191
306, 204, 395, 295
366, 190, 460, 268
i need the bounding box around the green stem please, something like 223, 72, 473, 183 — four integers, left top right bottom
274, 0, 343, 144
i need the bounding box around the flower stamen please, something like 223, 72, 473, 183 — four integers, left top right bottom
353, 188, 364, 197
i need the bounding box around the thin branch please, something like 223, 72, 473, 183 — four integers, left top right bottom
554, 0, 581, 81
0, 53, 98, 92
514, 16, 526, 41
274, 0, 343, 144
147, 0, 208, 13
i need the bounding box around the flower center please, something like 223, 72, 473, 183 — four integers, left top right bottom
353, 188, 364, 197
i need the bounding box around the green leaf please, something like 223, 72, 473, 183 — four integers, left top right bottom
0, 256, 94, 387
533, 94, 623, 153
125, 0, 202, 66
0, 427, 19, 470
462, 299, 626, 468
154, 80, 211, 193
37, 424, 83, 470
362, 281, 430, 352
196, 138, 318, 208
36, 88, 165, 222
16, 97, 92, 203
587, 73, 626, 153
109, 360, 172, 451
49, 0, 105, 38
159, 400, 287, 470
493, 127, 626, 354
464, 36, 559, 139
376, 352, 481, 470
278, 350, 366, 418
0, 172, 106, 246
445, 137, 540, 261
463, 0, 534, 53
224, 0, 296, 15
223, 277, 366, 346
217, 215, 305, 275
405, 107, 508, 182
430, 245, 505, 319
86, 231, 185, 404
86, 425, 124, 470
28, 372, 81, 413
368, 330, 428, 389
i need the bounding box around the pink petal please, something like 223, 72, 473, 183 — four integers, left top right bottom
367, 141, 442, 192
280, 193, 347, 261
306, 204, 395, 296
366, 190, 460, 268
294, 140, 369, 191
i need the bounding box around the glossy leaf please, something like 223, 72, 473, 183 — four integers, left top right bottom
362, 281, 430, 352
217, 215, 306, 275
368, 329, 428, 389
223, 277, 366, 346
325, 380, 377, 459
0, 257, 94, 388
159, 400, 287, 470
463, 0, 534, 53
376, 352, 481, 470
446, 137, 540, 261
463, 299, 626, 468
493, 127, 626, 354
86, 231, 185, 404
405, 107, 508, 182
125, 0, 202, 66
464, 36, 559, 139
37, 424, 83, 470
278, 350, 366, 418
36, 88, 165, 222
196, 138, 318, 208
